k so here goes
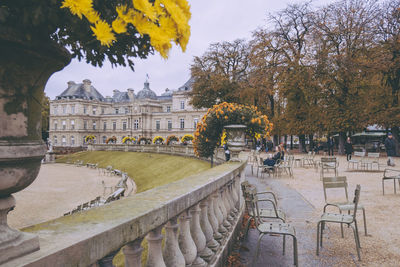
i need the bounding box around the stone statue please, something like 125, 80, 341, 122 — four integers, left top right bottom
47, 138, 53, 152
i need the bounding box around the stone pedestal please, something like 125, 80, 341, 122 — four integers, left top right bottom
44, 152, 55, 163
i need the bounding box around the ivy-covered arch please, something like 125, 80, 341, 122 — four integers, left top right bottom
193, 102, 273, 158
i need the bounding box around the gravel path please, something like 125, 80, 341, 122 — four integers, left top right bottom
8, 163, 121, 229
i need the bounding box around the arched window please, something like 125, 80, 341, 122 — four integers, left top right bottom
70, 136, 75, 146
62, 136, 66, 146
54, 136, 57, 145
102, 136, 107, 144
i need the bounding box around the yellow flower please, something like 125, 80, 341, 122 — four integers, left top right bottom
90, 20, 116, 47
112, 18, 127, 34
84, 9, 100, 24
61, 0, 93, 19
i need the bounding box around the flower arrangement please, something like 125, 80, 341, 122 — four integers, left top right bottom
181, 134, 194, 143
153, 136, 165, 144
138, 137, 151, 145
61, 0, 191, 58
85, 135, 96, 144
193, 102, 273, 158
122, 136, 136, 144
166, 135, 179, 145
106, 136, 117, 144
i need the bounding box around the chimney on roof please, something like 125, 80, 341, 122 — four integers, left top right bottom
127, 88, 135, 100
67, 81, 76, 88
82, 79, 91, 93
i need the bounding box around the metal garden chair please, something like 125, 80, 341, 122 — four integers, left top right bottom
382, 168, 400, 195
246, 187, 298, 266
317, 184, 362, 261
322, 176, 367, 236
320, 157, 338, 179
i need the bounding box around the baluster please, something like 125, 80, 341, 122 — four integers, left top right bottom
190, 204, 213, 265
178, 210, 197, 265
227, 181, 238, 216
231, 176, 240, 210
199, 200, 219, 254
146, 226, 166, 267
207, 195, 223, 242
123, 238, 144, 267
163, 217, 185, 266
219, 188, 232, 229
98, 250, 119, 267
223, 186, 235, 223
212, 192, 228, 238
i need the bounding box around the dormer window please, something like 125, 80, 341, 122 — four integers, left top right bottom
115, 108, 119, 114
180, 101, 185, 110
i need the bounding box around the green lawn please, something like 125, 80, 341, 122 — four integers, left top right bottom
56, 151, 210, 193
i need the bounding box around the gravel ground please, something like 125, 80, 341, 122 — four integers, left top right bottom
255, 152, 400, 267
8, 163, 121, 229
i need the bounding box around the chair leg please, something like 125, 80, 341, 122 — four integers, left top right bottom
320, 222, 324, 247
341, 222, 344, 238
316, 221, 321, 255
293, 235, 298, 266
382, 179, 385, 195
252, 233, 265, 267
354, 220, 361, 248
243, 217, 252, 240
362, 208, 368, 236
350, 224, 361, 261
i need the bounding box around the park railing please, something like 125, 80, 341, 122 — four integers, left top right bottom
5, 148, 246, 267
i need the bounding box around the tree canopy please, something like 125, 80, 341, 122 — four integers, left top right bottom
0, 0, 191, 70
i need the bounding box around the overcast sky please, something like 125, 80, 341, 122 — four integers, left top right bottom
44, 0, 334, 99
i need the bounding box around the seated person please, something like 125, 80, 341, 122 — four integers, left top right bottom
263, 146, 283, 166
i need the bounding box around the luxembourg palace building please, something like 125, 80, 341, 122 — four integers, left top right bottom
49, 78, 206, 146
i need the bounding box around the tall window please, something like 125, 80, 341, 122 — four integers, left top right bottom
123, 121, 127, 130
53, 106, 58, 115
54, 120, 58, 130
83, 120, 87, 130
93, 120, 96, 130
62, 136, 66, 146
92, 106, 97, 115
193, 118, 199, 129
180, 118, 185, 130
71, 105, 75, 114
102, 136, 107, 144
71, 136, 75, 145
168, 120, 172, 131
115, 108, 119, 114
134, 119, 139, 130
71, 120, 75, 130
156, 120, 160, 131
101, 107, 105, 114
62, 106, 66, 114
125, 107, 129, 114
167, 106, 171, 112
54, 136, 57, 144
103, 121, 107, 130
180, 100, 185, 110
83, 106, 87, 114
113, 121, 116, 130
62, 120, 66, 130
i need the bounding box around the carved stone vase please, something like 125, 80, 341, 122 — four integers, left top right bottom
224, 125, 247, 161
0, 29, 70, 263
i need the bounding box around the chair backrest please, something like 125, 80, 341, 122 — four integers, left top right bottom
351, 184, 361, 221
367, 152, 379, 159
354, 151, 365, 157
321, 157, 337, 163
322, 176, 349, 203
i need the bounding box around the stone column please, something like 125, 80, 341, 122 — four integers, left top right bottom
207, 195, 223, 242
199, 200, 219, 253
178, 210, 197, 265
123, 238, 144, 267
189, 204, 212, 265
145, 226, 166, 267
163, 218, 185, 267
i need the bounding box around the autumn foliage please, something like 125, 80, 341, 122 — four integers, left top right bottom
193, 102, 272, 158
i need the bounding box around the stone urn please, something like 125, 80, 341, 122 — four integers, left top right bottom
224, 125, 247, 161
0, 30, 70, 263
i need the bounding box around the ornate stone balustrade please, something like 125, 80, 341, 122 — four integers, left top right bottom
5, 153, 246, 266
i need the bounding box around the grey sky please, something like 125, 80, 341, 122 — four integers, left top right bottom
44, 0, 334, 99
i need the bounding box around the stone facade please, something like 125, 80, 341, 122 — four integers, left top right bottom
49, 78, 206, 146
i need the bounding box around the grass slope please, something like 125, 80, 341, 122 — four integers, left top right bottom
56, 151, 210, 193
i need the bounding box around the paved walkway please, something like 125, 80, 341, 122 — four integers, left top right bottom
238, 165, 341, 267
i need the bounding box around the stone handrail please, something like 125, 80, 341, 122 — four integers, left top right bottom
5, 154, 246, 266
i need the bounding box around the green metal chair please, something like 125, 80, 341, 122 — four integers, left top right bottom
241, 182, 286, 241
322, 176, 367, 236
317, 184, 362, 261
246, 187, 298, 266
320, 157, 338, 179
382, 168, 400, 195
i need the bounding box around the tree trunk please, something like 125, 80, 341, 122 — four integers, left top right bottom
308, 134, 314, 152
273, 134, 279, 148
299, 134, 306, 153
284, 135, 288, 150
338, 132, 346, 155
392, 126, 400, 156
290, 135, 293, 150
